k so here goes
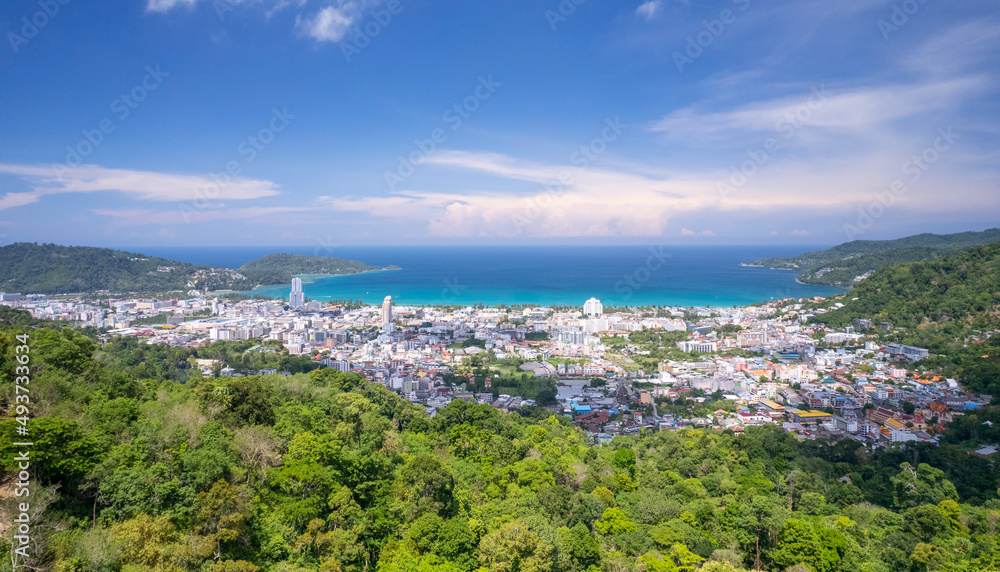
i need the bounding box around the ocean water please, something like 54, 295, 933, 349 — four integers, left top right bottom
135, 245, 843, 308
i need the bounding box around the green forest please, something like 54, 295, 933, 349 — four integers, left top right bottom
752, 229, 1000, 286
237, 255, 398, 287
0, 243, 248, 295
2, 317, 1000, 572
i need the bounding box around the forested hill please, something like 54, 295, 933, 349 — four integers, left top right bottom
237, 253, 398, 286
0, 243, 391, 294
808, 242, 1000, 397
811, 241, 1000, 333
752, 228, 1000, 286
0, 243, 249, 294
2, 320, 1000, 571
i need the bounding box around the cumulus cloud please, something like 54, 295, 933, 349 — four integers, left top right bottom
681, 228, 714, 236
297, 5, 357, 43
0, 163, 281, 210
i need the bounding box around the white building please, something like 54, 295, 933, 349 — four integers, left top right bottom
583, 297, 603, 317
737, 330, 768, 347
677, 340, 718, 353
289, 277, 305, 309
382, 296, 394, 325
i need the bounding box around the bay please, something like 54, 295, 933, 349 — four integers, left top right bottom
134, 245, 843, 307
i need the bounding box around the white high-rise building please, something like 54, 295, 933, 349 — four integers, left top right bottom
382, 296, 394, 325
289, 277, 305, 309
583, 297, 603, 317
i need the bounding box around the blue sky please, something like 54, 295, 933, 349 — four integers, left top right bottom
0, 0, 997, 247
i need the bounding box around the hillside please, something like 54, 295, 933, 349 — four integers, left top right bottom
0, 243, 251, 294
753, 228, 1000, 286
810, 241, 1000, 332
237, 253, 397, 286
809, 242, 1000, 396
0, 244, 393, 295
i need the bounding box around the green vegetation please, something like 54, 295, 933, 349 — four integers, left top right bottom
753, 229, 1000, 286
238, 253, 398, 286
813, 242, 1000, 334
810, 242, 1000, 397
2, 323, 1000, 571
0, 244, 394, 295
0, 243, 250, 294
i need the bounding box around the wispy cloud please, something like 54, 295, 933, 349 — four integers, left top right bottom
93, 206, 309, 225
145, 0, 199, 12
148, 0, 380, 45
319, 150, 911, 238
648, 76, 986, 145
0, 163, 281, 210
636, 1, 661, 20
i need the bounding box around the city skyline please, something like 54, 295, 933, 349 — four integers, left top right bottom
1, 0, 998, 248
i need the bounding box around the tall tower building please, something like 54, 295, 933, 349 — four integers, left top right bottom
583, 297, 603, 317
382, 295, 394, 325
289, 277, 305, 309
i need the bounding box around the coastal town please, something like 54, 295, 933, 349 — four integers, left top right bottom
0, 287, 994, 456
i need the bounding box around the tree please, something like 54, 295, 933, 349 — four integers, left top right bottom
195, 480, 248, 562
891, 463, 959, 509
772, 519, 842, 572
478, 521, 554, 572
595, 507, 637, 535
560, 523, 601, 570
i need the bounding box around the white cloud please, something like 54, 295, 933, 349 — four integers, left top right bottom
636, 0, 661, 19
680, 228, 714, 236
0, 192, 42, 210
93, 206, 309, 225
145, 0, 198, 12
317, 140, 1000, 239
648, 77, 985, 144
147, 0, 374, 45
298, 5, 357, 43
0, 163, 281, 210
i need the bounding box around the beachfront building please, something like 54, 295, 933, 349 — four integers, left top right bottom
584, 297, 603, 317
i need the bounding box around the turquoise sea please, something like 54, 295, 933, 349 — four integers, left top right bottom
136, 245, 844, 308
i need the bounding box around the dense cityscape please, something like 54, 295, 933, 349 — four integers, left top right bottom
3, 285, 992, 456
